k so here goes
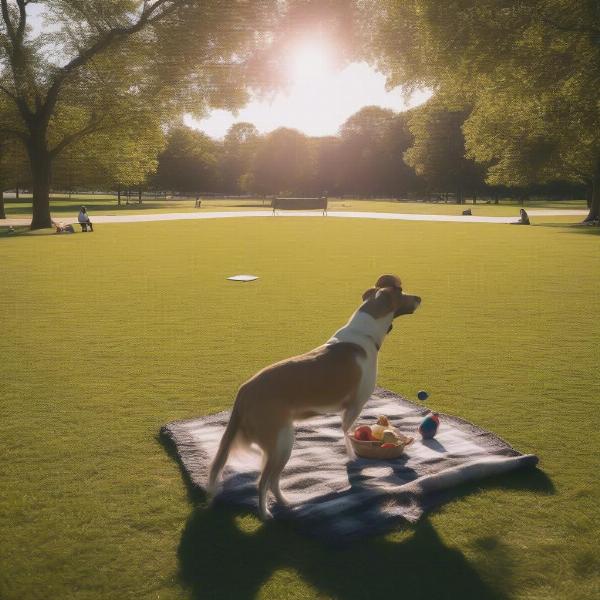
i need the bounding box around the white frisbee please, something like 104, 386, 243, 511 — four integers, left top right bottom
227, 274, 259, 282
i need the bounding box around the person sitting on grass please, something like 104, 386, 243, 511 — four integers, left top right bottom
52, 220, 75, 234
77, 206, 94, 232
511, 208, 530, 225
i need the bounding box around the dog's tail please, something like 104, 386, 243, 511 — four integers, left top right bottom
207, 402, 242, 498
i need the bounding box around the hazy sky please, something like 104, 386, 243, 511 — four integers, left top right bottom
29, 8, 430, 140
187, 37, 431, 139
186, 61, 431, 139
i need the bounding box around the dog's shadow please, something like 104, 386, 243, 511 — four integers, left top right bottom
178, 505, 521, 600
172, 443, 554, 600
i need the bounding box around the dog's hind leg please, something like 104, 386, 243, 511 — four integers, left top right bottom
258, 461, 274, 520
257, 424, 294, 519
269, 424, 294, 506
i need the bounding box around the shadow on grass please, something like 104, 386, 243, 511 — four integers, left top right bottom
4, 200, 270, 217
178, 508, 511, 600
163, 418, 554, 600
0, 226, 57, 238
534, 222, 600, 236
4, 201, 182, 215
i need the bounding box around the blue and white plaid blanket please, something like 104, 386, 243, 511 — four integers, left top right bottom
161, 388, 538, 543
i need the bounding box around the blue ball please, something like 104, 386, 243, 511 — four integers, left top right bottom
417, 390, 429, 401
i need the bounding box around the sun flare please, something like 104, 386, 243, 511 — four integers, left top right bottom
288, 40, 333, 84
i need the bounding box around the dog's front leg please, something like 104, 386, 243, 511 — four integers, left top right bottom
341, 401, 362, 458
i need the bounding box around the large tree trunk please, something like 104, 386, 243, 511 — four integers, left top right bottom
584, 163, 600, 222
28, 141, 53, 230
0, 189, 5, 219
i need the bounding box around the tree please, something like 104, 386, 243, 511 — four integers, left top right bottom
365, 0, 600, 221
405, 103, 485, 203
0, 0, 280, 228
252, 127, 312, 195
52, 105, 165, 202
0, 134, 27, 217
463, 80, 598, 202
339, 106, 393, 196
221, 122, 259, 194
308, 135, 342, 196
338, 106, 419, 197
377, 111, 422, 197
154, 127, 220, 195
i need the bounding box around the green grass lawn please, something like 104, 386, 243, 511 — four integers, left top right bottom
1, 217, 599, 600
1, 195, 589, 220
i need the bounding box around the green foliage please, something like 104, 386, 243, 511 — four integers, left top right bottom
405, 102, 485, 199
221, 122, 259, 194
252, 127, 313, 195
308, 135, 341, 195
0, 0, 283, 226
53, 107, 165, 190
154, 126, 221, 193
0, 136, 28, 189
338, 106, 420, 196
364, 0, 600, 214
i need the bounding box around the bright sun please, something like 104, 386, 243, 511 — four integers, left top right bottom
288, 40, 333, 84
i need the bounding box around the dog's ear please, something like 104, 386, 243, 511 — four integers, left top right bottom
375, 274, 402, 289
362, 287, 378, 301
374, 287, 396, 310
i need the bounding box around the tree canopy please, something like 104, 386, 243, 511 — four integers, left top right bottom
364, 0, 600, 220
0, 0, 283, 227
154, 127, 220, 194
405, 103, 485, 203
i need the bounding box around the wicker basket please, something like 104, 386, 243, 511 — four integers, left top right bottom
348, 430, 414, 459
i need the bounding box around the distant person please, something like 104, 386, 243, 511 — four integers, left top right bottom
77, 206, 94, 232
462, 208, 472, 216
511, 208, 530, 225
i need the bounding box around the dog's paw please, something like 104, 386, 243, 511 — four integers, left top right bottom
259, 508, 274, 521
275, 494, 289, 506
206, 482, 219, 505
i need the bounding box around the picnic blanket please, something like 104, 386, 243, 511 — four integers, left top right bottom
161, 387, 538, 543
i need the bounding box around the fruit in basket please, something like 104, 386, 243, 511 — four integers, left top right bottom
377, 415, 390, 427
354, 425, 375, 441
382, 429, 400, 444
371, 415, 391, 440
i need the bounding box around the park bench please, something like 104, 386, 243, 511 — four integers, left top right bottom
272, 196, 328, 216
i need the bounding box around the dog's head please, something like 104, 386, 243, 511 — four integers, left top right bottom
360, 275, 421, 324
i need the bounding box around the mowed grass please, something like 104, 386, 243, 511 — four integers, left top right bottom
1, 217, 599, 600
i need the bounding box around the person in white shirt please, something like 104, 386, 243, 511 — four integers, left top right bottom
77, 206, 94, 232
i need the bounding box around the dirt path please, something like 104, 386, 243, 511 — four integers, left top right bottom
1, 209, 589, 227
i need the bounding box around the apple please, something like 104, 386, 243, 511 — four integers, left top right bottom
354, 425, 374, 441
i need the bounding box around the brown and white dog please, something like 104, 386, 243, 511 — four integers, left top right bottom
208, 274, 421, 519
